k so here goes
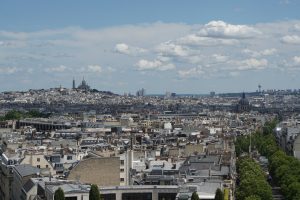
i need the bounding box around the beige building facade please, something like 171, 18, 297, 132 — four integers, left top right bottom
68, 157, 120, 186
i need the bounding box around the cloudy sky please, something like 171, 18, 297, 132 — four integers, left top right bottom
1, 0, 300, 94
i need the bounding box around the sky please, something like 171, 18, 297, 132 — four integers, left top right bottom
1, 0, 300, 94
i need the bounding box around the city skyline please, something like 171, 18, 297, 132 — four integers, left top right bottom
1, 1, 300, 93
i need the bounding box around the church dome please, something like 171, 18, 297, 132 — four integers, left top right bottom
239, 98, 249, 105
237, 92, 250, 112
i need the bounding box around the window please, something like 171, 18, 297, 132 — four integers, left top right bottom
122, 193, 152, 200
120, 168, 124, 172
37, 158, 40, 162
37, 165, 40, 168
120, 178, 124, 182
46, 165, 49, 168
65, 197, 77, 200
67, 156, 72, 160
101, 194, 116, 200
120, 160, 124, 165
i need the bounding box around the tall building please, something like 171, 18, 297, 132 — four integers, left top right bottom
72, 78, 76, 89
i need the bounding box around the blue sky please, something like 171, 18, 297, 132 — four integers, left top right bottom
1, 0, 300, 30
1, 0, 300, 93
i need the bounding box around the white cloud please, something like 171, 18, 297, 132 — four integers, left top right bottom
0, 67, 18, 74
0, 40, 27, 48
137, 59, 161, 70
70, 22, 192, 46
0, 29, 73, 41
293, 56, 300, 64
294, 24, 300, 31
281, 56, 300, 71
178, 67, 204, 79
212, 54, 228, 62
107, 66, 116, 72
136, 59, 175, 71
158, 64, 176, 71
261, 48, 277, 56
78, 65, 103, 73
156, 55, 172, 62
0, 31, 29, 40
281, 35, 300, 44
280, 0, 290, 5
232, 58, 268, 71
185, 55, 204, 64
115, 43, 130, 54
183, 54, 228, 66
177, 34, 239, 46
86, 65, 102, 73
2, 20, 300, 91
45, 65, 68, 73
198, 20, 261, 39
115, 43, 146, 55
242, 48, 277, 57
156, 42, 189, 57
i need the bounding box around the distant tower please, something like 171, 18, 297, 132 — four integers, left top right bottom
82, 77, 86, 86
258, 84, 262, 93
242, 92, 246, 99
72, 78, 76, 89
237, 92, 250, 112
136, 88, 145, 97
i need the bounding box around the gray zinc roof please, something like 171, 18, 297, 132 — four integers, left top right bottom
14, 164, 40, 177
23, 179, 36, 193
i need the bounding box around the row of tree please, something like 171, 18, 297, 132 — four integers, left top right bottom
268, 150, 300, 199
235, 118, 300, 200
0, 109, 50, 121
236, 157, 273, 200
235, 119, 278, 158
258, 121, 300, 200
54, 184, 101, 200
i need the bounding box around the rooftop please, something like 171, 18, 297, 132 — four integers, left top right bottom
14, 164, 40, 177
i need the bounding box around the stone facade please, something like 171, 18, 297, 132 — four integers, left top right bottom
68, 157, 120, 186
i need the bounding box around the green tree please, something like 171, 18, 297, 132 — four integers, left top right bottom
236, 119, 300, 200
286, 182, 300, 200
0, 109, 49, 121
236, 157, 272, 200
214, 188, 223, 200
54, 187, 65, 200
89, 184, 101, 200
244, 195, 261, 200
4, 110, 22, 120
191, 191, 200, 200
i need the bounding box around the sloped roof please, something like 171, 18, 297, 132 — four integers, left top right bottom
14, 164, 40, 177
23, 179, 36, 193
